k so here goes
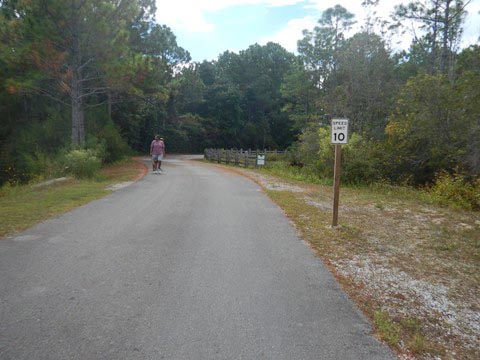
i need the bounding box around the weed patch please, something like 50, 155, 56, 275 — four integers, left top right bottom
374, 311, 401, 347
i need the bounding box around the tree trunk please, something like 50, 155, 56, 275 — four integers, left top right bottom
441, 0, 451, 74
70, 29, 85, 146
108, 91, 112, 121
430, 2, 439, 75
71, 78, 84, 146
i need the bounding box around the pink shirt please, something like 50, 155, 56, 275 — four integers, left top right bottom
150, 140, 165, 155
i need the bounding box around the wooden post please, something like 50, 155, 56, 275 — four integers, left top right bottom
332, 144, 342, 227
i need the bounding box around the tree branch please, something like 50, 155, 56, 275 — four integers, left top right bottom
78, 87, 110, 99
30, 86, 71, 106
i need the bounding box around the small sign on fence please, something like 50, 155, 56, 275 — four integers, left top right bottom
257, 155, 265, 166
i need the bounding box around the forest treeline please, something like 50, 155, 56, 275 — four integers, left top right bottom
0, 0, 479, 193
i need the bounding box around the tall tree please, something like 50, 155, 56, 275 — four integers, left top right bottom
336, 32, 397, 136
281, 60, 322, 132
112, 21, 190, 152
199, 43, 296, 149
298, 5, 355, 90
297, 5, 355, 118
1, 0, 153, 146
394, 0, 469, 76
236, 43, 296, 148
385, 70, 479, 184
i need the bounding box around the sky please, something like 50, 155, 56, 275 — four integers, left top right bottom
155, 0, 480, 62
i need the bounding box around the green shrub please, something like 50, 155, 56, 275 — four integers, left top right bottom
0, 148, 63, 185
26, 151, 68, 180
286, 142, 305, 167
64, 149, 101, 179
298, 126, 323, 166
317, 127, 381, 184
266, 151, 287, 162
263, 160, 329, 185
430, 172, 480, 211
85, 120, 131, 164
342, 136, 382, 184
85, 137, 108, 162
0, 112, 69, 185
96, 123, 131, 163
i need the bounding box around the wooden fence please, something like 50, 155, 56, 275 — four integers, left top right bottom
204, 149, 288, 168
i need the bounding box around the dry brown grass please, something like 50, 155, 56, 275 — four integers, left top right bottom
100, 157, 147, 181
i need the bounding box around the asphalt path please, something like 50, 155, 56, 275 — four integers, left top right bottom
0, 156, 396, 359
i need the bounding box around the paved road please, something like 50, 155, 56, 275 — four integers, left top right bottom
0, 156, 396, 360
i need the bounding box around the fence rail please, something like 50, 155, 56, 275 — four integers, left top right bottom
204, 148, 287, 168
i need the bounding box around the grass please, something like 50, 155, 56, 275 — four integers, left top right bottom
260, 162, 332, 186
209, 160, 480, 359
261, 161, 480, 211
374, 311, 402, 347
0, 158, 145, 238
373, 311, 442, 356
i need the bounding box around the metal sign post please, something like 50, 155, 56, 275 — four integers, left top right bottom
330, 119, 349, 227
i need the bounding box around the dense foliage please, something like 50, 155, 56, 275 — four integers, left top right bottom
0, 0, 478, 192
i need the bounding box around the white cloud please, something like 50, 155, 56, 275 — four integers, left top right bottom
304, 0, 398, 34
156, 1, 214, 33
156, 0, 306, 33
262, 1, 394, 53
195, 0, 403, 50
260, 16, 317, 52
263, 0, 480, 54
156, 0, 480, 57
462, 1, 480, 47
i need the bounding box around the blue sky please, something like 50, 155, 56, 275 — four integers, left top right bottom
155, 0, 480, 62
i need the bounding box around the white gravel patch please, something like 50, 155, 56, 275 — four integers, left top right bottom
240, 171, 306, 193
264, 182, 306, 192
31, 177, 68, 189
105, 182, 133, 191
331, 256, 480, 349
305, 199, 331, 211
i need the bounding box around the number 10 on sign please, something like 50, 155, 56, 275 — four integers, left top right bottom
331, 118, 349, 144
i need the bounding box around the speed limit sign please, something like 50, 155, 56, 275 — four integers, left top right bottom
331, 119, 349, 144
